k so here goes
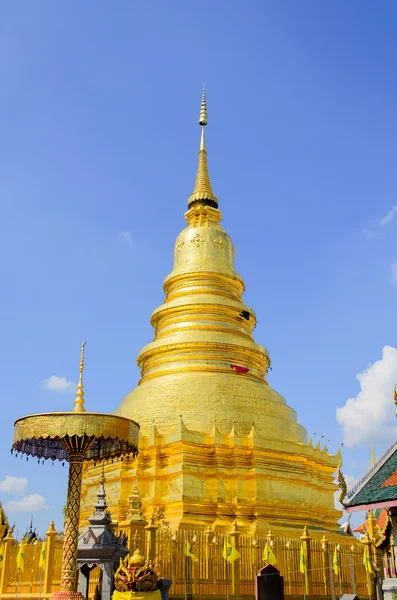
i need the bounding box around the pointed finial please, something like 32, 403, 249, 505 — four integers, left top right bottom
199, 85, 208, 126
187, 88, 218, 209
394, 383, 397, 403
73, 341, 86, 413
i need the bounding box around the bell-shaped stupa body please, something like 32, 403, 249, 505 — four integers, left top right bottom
80, 91, 340, 534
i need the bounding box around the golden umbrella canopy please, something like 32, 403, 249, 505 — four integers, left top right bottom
11, 342, 140, 600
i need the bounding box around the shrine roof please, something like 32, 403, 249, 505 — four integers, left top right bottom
345, 439, 397, 510
354, 508, 389, 534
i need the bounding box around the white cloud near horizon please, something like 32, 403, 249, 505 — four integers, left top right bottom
4, 494, 50, 514
380, 205, 397, 226
0, 476, 28, 496
116, 231, 133, 245
336, 346, 397, 447
41, 375, 75, 393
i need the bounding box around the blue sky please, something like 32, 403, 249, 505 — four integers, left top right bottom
1, 0, 397, 537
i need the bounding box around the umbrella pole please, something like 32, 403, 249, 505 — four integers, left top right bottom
52, 450, 85, 600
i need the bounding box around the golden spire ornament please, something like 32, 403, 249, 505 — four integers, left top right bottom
188, 86, 218, 208
73, 341, 86, 413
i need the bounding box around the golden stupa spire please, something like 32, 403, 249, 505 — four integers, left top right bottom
187, 86, 218, 208
73, 341, 86, 413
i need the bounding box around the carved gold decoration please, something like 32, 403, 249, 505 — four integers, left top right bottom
60, 453, 84, 591
114, 549, 159, 593
189, 232, 205, 247
13, 413, 139, 462
336, 462, 347, 505
214, 236, 225, 248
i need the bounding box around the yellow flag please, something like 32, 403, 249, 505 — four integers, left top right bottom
223, 540, 240, 563
0, 542, 3, 568
184, 540, 198, 563
363, 545, 374, 574
262, 541, 277, 566
39, 541, 46, 569
299, 543, 306, 574
332, 546, 339, 576
16, 543, 24, 572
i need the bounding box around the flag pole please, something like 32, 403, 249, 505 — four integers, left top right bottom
226, 535, 230, 600
184, 531, 187, 600
16, 567, 20, 600
303, 572, 306, 600
38, 566, 43, 600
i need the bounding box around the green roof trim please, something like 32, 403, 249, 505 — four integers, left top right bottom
345, 439, 397, 508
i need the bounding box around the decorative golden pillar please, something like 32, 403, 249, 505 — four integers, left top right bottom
0, 529, 14, 594
60, 451, 85, 592
390, 531, 397, 577
145, 517, 159, 561
300, 526, 313, 596
121, 481, 147, 554
362, 532, 376, 599
321, 534, 329, 595
285, 540, 293, 596
229, 521, 241, 599
11, 342, 140, 600
44, 521, 58, 594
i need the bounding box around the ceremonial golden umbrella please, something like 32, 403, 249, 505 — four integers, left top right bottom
11, 343, 140, 600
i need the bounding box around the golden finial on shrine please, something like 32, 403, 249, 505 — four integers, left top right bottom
188, 86, 218, 208
199, 86, 208, 151
394, 383, 397, 404
199, 85, 208, 126
73, 341, 86, 413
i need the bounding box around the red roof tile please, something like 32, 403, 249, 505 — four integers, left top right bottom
382, 470, 397, 487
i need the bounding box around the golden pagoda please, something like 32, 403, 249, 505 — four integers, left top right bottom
80, 90, 341, 535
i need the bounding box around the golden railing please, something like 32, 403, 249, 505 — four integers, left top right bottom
0, 521, 383, 600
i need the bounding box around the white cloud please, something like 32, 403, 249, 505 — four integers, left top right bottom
0, 476, 28, 496
380, 205, 397, 226
41, 375, 75, 393
116, 231, 133, 245
4, 494, 50, 513
336, 346, 397, 447
391, 262, 397, 284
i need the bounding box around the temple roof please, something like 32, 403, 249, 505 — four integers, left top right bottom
354, 508, 389, 534
345, 439, 397, 510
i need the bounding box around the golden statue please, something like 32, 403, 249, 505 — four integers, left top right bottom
114, 549, 159, 593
